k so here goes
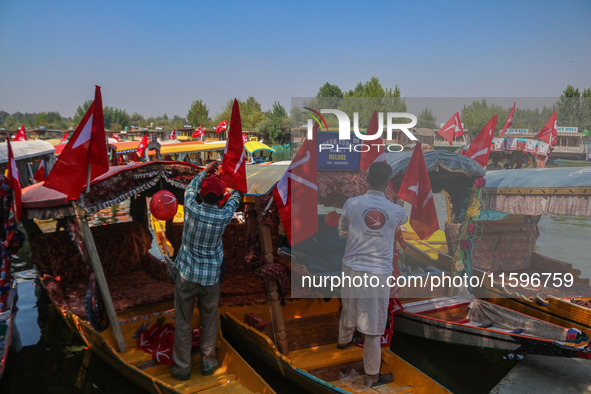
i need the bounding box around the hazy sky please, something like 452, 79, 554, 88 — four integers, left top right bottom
1, 0, 590, 119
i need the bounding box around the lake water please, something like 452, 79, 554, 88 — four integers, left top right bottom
1, 202, 590, 393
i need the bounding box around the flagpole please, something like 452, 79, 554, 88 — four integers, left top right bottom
86, 163, 92, 193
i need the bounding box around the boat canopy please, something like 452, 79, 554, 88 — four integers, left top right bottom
156, 141, 227, 155
0, 140, 56, 187
22, 161, 288, 220
483, 167, 591, 217
107, 141, 145, 154
245, 164, 287, 195
244, 139, 276, 154
0, 140, 55, 163
387, 151, 485, 218
387, 150, 485, 181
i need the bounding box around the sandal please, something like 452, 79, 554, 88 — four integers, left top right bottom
364, 372, 393, 387
337, 335, 361, 349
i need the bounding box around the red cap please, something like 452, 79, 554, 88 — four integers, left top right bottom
201, 174, 226, 197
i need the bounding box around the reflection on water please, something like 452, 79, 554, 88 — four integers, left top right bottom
536, 215, 591, 279
0, 271, 146, 393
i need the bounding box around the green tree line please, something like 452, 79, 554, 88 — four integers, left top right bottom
2, 83, 588, 144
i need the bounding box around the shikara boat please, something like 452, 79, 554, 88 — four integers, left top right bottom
0, 280, 16, 380
389, 157, 591, 334
149, 164, 450, 393
20, 161, 273, 393
395, 295, 591, 358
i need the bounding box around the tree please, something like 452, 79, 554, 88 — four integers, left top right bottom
256, 101, 290, 144
338, 77, 406, 129
130, 112, 145, 127
317, 82, 343, 109
103, 107, 131, 130
73, 99, 93, 125
416, 107, 437, 129
187, 99, 210, 127
556, 84, 581, 127
580, 87, 591, 131
214, 97, 266, 130
461, 99, 507, 136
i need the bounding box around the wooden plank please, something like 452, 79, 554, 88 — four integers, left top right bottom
402, 296, 473, 314
73, 203, 127, 352
290, 344, 363, 371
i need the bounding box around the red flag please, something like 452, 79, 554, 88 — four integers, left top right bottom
536, 110, 558, 147
360, 110, 386, 171
398, 142, 438, 240
192, 124, 204, 139
112, 134, 119, 142
437, 113, 463, 145
34, 160, 46, 182
136, 134, 149, 158
220, 100, 247, 192
13, 125, 26, 141
45, 86, 109, 201
242, 132, 248, 144
6, 139, 23, 222
170, 129, 176, 140
499, 102, 516, 136
216, 120, 227, 134
464, 115, 498, 168
273, 124, 318, 245
61, 131, 69, 143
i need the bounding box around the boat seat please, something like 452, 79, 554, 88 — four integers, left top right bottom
290, 343, 363, 371
403, 296, 474, 314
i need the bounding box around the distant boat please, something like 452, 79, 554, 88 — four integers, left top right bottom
396, 295, 591, 358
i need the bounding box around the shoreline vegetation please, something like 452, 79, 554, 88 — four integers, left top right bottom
1, 81, 589, 148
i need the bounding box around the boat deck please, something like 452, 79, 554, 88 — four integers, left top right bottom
119, 340, 261, 393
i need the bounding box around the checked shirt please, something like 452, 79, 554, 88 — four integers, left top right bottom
173, 170, 241, 286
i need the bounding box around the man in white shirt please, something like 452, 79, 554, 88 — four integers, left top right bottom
337, 161, 408, 388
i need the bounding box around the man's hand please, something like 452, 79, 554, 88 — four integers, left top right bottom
205, 161, 219, 174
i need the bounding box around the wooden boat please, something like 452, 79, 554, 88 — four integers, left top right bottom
149, 164, 451, 393
221, 298, 450, 393
20, 161, 273, 393
0, 170, 25, 380
0, 280, 17, 380
389, 159, 591, 334
395, 295, 591, 358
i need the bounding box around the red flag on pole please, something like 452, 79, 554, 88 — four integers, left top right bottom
216, 120, 227, 134
136, 134, 149, 158
398, 142, 438, 240
463, 115, 498, 168
536, 110, 558, 147
192, 124, 204, 139
34, 160, 47, 182
220, 100, 247, 192
45, 86, 109, 201
360, 110, 386, 171
499, 102, 516, 136
170, 129, 176, 140
61, 131, 68, 143
437, 113, 463, 146
6, 139, 23, 222
13, 125, 26, 141
273, 123, 318, 245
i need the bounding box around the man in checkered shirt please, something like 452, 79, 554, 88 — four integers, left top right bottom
170, 161, 241, 380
